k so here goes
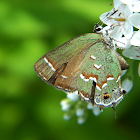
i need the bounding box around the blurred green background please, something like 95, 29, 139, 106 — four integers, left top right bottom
0, 0, 140, 140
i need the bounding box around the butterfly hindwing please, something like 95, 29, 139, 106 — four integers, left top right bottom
78, 39, 125, 107
115, 52, 129, 70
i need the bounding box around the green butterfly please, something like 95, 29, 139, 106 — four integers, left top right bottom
34, 25, 129, 110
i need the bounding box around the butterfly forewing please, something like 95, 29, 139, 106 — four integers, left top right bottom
34, 33, 100, 92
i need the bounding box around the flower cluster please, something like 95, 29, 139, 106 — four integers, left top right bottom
60, 92, 101, 125
100, 0, 140, 77
100, 0, 140, 48
60, 0, 140, 124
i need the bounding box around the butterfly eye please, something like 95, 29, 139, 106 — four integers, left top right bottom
94, 25, 103, 33
96, 27, 101, 31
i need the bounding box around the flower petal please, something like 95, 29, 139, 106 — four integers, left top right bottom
117, 37, 131, 49
128, 13, 140, 29
87, 102, 94, 109
76, 108, 85, 117
110, 26, 123, 40
63, 113, 73, 120
123, 46, 140, 60
114, 0, 123, 10
120, 0, 138, 4
132, 1, 140, 12
122, 70, 127, 76
77, 117, 86, 125
122, 78, 133, 93
67, 91, 79, 101
130, 30, 140, 46
60, 99, 71, 111
93, 106, 101, 116
123, 21, 133, 39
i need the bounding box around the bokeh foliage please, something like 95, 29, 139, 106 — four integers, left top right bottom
0, 0, 140, 140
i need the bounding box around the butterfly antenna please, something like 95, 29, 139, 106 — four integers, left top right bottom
94, 20, 103, 28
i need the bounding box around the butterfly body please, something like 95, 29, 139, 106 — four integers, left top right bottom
34, 27, 129, 109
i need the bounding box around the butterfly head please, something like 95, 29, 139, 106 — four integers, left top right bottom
94, 24, 115, 49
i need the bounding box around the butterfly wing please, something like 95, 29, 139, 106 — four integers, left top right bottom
34, 32, 129, 108
78, 40, 128, 108
115, 52, 129, 70
34, 33, 100, 92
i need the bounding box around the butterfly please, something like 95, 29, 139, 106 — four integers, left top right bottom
34, 25, 129, 110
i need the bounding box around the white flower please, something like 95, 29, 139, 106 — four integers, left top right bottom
123, 46, 140, 60
87, 102, 94, 109
66, 91, 79, 101
76, 108, 85, 117
122, 70, 127, 76
100, 0, 140, 50
130, 30, 140, 46
100, 3, 133, 40
93, 106, 101, 116
122, 78, 133, 93
60, 99, 71, 111
63, 113, 73, 120
128, 13, 140, 29
77, 117, 86, 125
